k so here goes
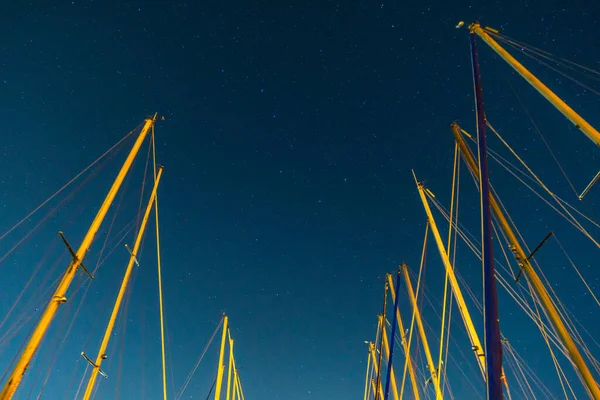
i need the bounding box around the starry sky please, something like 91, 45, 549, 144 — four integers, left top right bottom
2, 1, 600, 399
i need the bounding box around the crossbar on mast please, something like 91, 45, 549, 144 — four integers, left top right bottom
82, 166, 164, 399
451, 122, 600, 399
0, 115, 156, 400
468, 22, 600, 148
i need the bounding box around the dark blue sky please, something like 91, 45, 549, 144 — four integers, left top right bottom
2, 1, 600, 399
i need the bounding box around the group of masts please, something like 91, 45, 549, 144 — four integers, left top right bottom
0, 115, 240, 399
2, 17, 600, 400
365, 21, 600, 400
0, 115, 162, 400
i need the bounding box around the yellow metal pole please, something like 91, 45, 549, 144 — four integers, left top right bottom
152, 126, 169, 400
414, 176, 486, 380
369, 338, 385, 400
236, 375, 243, 400
363, 348, 372, 400
386, 273, 420, 400
0, 116, 156, 400
232, 369, 238, 400
82, 166, 164, 399
468, 22, 600, 148
214, 315, 229, 400
381, 322, 400, 400
451, 122, 600, 399
225, 335, 234, 400
401, 263, 444, 400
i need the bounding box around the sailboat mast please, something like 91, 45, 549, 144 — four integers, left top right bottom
414, 175, 512, 393
374, 282, 388, 400
226, 337, 234, 400
0, 115, 156, 400
82, 166, 164, 399
369, 325, 385, 400
413, 175, 486, 377
214, 315, 229, 400
451, 122, 600, 399
468, 22, 600, 148
363, 347, 373, 400
151, 125, 169, 400
381, 314, 400, 400
386, 274, 420, 400
401, 263, 444, 399
470, 31, 503, 400
383, 271, 401, 400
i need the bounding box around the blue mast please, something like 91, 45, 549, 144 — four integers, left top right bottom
470, 26, 503, 400
383, 270, 402, 400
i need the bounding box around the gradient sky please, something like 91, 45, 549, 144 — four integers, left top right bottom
1, 1, 600, 399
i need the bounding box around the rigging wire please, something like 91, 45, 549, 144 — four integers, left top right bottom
0, 125, 139, 244
0, 158, 104, 267
0, 235, 60, 333
553, 233, 600, 308
506, 80, 579, 197
487, 30, 600, 81
491, 32, 600, 94
463, 131, 600, 235
73, 364, 90, 400
0, 254, 66, 353
484, 123, 600, 249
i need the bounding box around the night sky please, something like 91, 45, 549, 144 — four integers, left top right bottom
2, 1, 600, 399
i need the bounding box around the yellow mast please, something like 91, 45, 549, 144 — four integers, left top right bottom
0, 115, 156, 400
415, 174, 513, 392
226, 335, 234, 400
468, 22, 600, 148
232, 368, 238, 400
451, 122, 600, 399
82, 166, 164, 399
214, 315, 229, 400
152, 125, 169, 400
368, 339, 385, 400
363, 347, 372, 400
413, 174, 486, 378
386, 273, 420, 400
380, 320, 400, 400
401, 263, 444, 400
